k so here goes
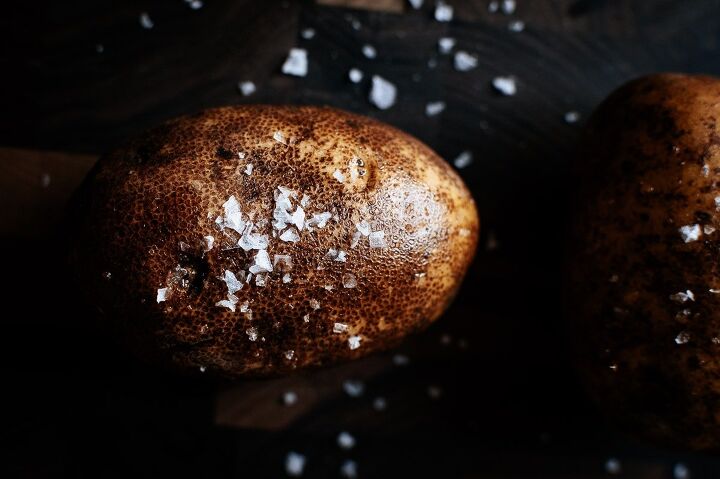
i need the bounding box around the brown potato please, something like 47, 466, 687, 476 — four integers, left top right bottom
70, 105, 479, 378
566, 74, 720, 450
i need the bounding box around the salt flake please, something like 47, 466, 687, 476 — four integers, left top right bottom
280, 227, 301, 242
337, 431, 356, 450
244, 163, 253, 175
670, 290, 695, 303
333, 322, 349, 333
238, 81, 256, 96
333, 169, 346, 183
425, 101, 446, 117
348, 335, 362, 350
492, 76, 517, 96
246, 327, 258, 341
454, 50, 478, 71
679, 224, 701, 242
156, 287, 168, 303
434, 1, 453, 21
222, 270, 244, 294
438, 37, 456, 54
348, 68, 363, 83
249, 250, 273, 274
139, 12, 154, 29
369, 75, 397, 110
369, 230, 386, 248
361, 44, 377, 59
342, 273, 357, 288
285, 452, 306, 477
356, 220, 371, 236
453, 150, 473, 169
281, 48, 308, 77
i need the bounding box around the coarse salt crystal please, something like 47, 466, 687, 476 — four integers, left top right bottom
333, 322, 349, 333
438, 37, 456, 54
283, 273, 292, 283
679, 224, 701, 242
280, 227, 301, 242
333, 169, 345, 183
285, 452, 306, 477
203, 235, 214, 251
274, 254, 293, 271
369, 75, 397, 110
246, 327, 258, 341
508, 20, 525, 32
343, 379, 364, 397
348, 68, 363, 83
453, 150, 473, 169
564, 111, 580, 124
675, 331, 690, 345
340, 460, 358, 479
361, 44, 377, 59
454, 51, 478, 71
244, 163, 253, 175
348, 335, 362, 350
249, 249, 273, 274
488, 0, 499, 12
310, 299, 320, 310
670, 290, 694, 303
408, 0, 423, 9
156, 287, 168, 303
216, 293, 239, 312
281, 48, 308, 77
342, 273, 357, 288
605, 458, 621, 475
222, 270, 244, 294
139, 12, 154, 29
283, 390, 298, 405
356, 220, 371, 236
300, 28, 315, 39
307, 212, 332, 228
673, 463, 690, 479
425, 101, 446, 117
501, 0, 516, 14
369, 230, 386, 248
705, 225, 715, 235
492, 76, 517, 96
273, 130, 286, 144
222, 195, 245, 234
434, 1, 453, 21
238, 81, 256, 96
337, 431, 356, 450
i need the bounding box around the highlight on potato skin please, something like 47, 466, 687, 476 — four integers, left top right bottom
565, 74, 720, 451
70, 105, 479, 378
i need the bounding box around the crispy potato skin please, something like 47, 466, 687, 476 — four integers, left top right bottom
566, 74, 720, 450
71, 106, 478, 378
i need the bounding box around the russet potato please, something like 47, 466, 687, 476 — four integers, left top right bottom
70, 105, 479, 378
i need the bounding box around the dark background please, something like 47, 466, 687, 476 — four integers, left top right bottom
3, 0, 720, 477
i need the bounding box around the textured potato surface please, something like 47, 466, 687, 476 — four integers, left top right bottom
71, 105, 479, 377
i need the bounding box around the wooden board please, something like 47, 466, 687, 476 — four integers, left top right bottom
4, 0, 720, 477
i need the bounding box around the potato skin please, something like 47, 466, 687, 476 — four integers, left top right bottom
566, 74, 720, 450
70, 105, 478, 378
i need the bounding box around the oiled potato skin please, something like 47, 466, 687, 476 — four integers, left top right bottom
71, 106, 478, 377
567, 74, 720, 450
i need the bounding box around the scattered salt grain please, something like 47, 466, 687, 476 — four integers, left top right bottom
246, 327, 258, 341
434, 1, 453, 21
221, 195, 245, 234
273, 130, 286, 144
704, 225, 715, 235
356, 220, 371, 236
492, 76, 517, 96
255, 273, 268, 287
679, 224, 701, 242
343, 379, 365, 397
361, 44, 377, 59
453, 51, 478, 71
488, 0, 499, 12
369, 230, 386, 248
199, 365, 206, 373
438, 37, 456, 54
300, 28, 316, 39
285, 350, 295, 360
408, 0, 423, 9
283, 390, 298, 405
348, 335, 362, 350
605, 458, 621, 475
453, 150, 473, 169
508, 20, 525, 32
249, 250, 273, 274
281, 48, 308, 77
274, 254, 293, 271
373, 396, 387, 411
283, 273, 292, 283
425, 101, 446, 117
188, 0, 203, 10
307, 212, 332, 228
501, 0, 516, 14
285, 452, 306, 477
139, 12, 154, 29
564, 111, 581, 124
393, 354, 410, 366
340, 460, 358, 479
310, 299, 320, 310
333, 169, 346, 183
342, 273, 357, 289
244, 163, 253, 175
216, 293, 239, 312
156, 287, 168, 303
670, 290, 695, 303
334, 322, 349, 333
715, 196, 720, 211
203, 235, 214, 252
348, 68, 363, 83
280, 227, 301, 243
673, 463, 690, 479
238, 81, 256, 96
675, 331, 691, 345
337, 431, 356, 450
369, 75, 397, 110
222, 270, 244, 294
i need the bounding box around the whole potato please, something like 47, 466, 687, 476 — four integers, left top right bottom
566, 74, 720, 450
70, 106, 478, 378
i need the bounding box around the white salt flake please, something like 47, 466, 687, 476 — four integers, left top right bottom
310, 299, 320, 310
488, 0, 499, 12
274, 254, 293, 271
704, 225, 715, 235
348, 68, 363, 83
333, 169, 346, 183
675, 331, 691, 345
369, 230, 386, 248
393, 353, 410, 366
343, 379, 364, 397
348, 335, 362, 350
273, 130, 287, 144
285, 350, 295, 360
283, 390, 298, 405
222, 270, 244, 294
156, 287, 168, 303
501, 0, 516, 14
434, 1, 453, 21
246, 327, 258, 341
240, 301, 251, 313
508, 20, 525, 32
715, 196, 720, 211
373, 396, 387, 411
188, 0, 203, 10
356, 220, 371, 236
337, 431, 356, 450
670, 290, 695, 303
300, 28, 315, 39
342, 273, 357, 289
285, 452, 306, 477
283, 273, 292, 283
340, 459, 358, 479
238, 81, 256, 96
408, 0, 423, 9
673, 463, 690, 479
291, 206, 305, 230
369, 75, 397, 110
453, 51, 478, 71
221, 195, 245, 234
280, 227, 301, 242
139, 12, 154, 29
438, 37, 456, 54
453, 150, 473, 169
350, 231, 362, 249
361, 44, 377, 59
216, 293, 239, 312
605, 458, 621, 475
679, 224, 701, 242
333, 322, 349, 333
307, 212, 332, 228
564, 111, 581, 124
255, 273, 268, 287
203, 235, 214, 252
425, 101, 446, 117
238, 224, 269, 251
199, 365, 206, 373
281, 48, 308, 77
244, 163, 253, 175
249, 250, 273, 274
492, 76, 517, 96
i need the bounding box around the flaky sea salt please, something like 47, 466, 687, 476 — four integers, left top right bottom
281, 48, 308, 77
203, 235, 214, 252
340, 459, 358, 479
343, 379, 364, 397
369, 230, 386, 248
673, 463, 690, 479
285, 452, 306, 477
348, 68, 363, 83
273, 130, 286, 144
310, 299, 320, 310
348, 335, 362, 350
300, 28, 315, 39
156, 287, 168, 303
675, 331, 691, 345
425, 101, 446, 117
283, 390, 298, 405
222, 270, 244, 294
453, 150, 473, 169
139, 12, 154, 29
238, 225, 269, 251
337, 431, 356, 450
238, 81, 256, 96
333, 169, 346, 183
408, 0, 423, 9
342, 273, 357, 289
221, 195, 245, 234
283, 273, 292, 283
670, 290, 695, 303
679, 224, 701, 242
492, 76, 517, 96
373, 396, 387, 411
605, 458, 621, 475
438, 37, 456, 54
508, 20, 525, 32
454, 51, 478, 71
361, 44, 377, 59
246, 327, 258, 341
564, 111, 580, 124
307, 212, 332, 228
249, 250, 273, 274
488, 0, 499, 12
216, 293, 239, 312
274, 254, 293, 271
333, 322, 349, 333
501, 0, 516, 14
434, 1, 453, 21
244, 163, 253, 175
369, 75, 397, 110
280, 227, 301, 242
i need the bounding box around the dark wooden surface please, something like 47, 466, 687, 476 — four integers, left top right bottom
4, 0, 720, 477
